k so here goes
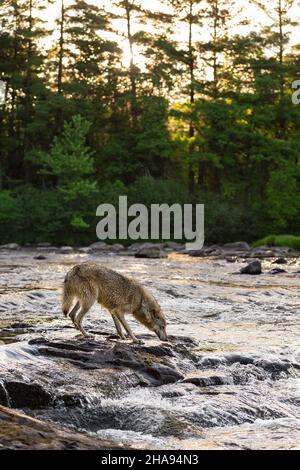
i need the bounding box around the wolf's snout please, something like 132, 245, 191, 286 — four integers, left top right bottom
154, 327, 168, 341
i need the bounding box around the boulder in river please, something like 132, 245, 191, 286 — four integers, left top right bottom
135, 244, 167, 259
223, 241, 251, 252
188, 245, 224, 257
0, 243, 20, 250
4, 381, 52, 409
272, 258, 287, 265
60, 246, 74, 254
269, 268, 286, 275
240, 260, 262, 275
89, 241, 110, 251
249, 248, 276, 258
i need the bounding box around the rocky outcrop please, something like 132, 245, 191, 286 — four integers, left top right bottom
28, 337, 184, 387
0, 405, 125, 450
3, 381, 52, 409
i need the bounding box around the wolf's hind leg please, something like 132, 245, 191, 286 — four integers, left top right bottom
69, 301, 80, 329
75, 299, 95, 337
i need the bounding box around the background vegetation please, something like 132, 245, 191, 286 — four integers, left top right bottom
0, 0, 299, 245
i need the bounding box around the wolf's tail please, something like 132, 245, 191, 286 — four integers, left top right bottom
62, 266, 80, 316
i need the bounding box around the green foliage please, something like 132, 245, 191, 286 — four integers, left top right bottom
39, 115, 95, 181
0, 0, 300, 246
253, 235, 300, 250
128, 176, 188, 206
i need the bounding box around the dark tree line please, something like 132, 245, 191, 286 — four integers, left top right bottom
0, 0, 299, 245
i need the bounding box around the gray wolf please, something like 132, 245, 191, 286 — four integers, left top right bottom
62, 263, 168, 343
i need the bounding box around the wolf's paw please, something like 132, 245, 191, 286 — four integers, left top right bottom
132, 338, 144, 345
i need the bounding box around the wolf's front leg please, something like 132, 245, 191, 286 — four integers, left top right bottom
111, 313, 126, 339
116, 313, 143, 344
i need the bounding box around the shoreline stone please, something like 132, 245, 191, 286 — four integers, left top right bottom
0, 405, 126, 450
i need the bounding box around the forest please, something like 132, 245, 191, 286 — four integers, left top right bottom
0, 0, 299, 246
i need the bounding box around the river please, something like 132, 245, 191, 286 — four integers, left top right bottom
0, 248, 299, 449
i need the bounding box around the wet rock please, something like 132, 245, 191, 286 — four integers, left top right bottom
240, 260, 262, 275
4, 381, 52, 409
109, 243, 125, 252
164, 242, 184, 251
78, 246, 92, 254
0, 406, 123, 450
36, 246, 57, 251
0, 243, 20, 250
139, 344, 175, 357
198, 356, 226, 368
198, 353, 255, 368
224, 353, 255, 366
127, 242, 143, 252
182, 375, 231, 387
36, 242, 51, 247
188, 245, 224, 257
28, 338, 183, 386
89, 241, 110, 251
0, 382, 9, 407
269, 268, 286, 275
88, 242, 125, 252
60, 246, 73, 254
226, 257, 237, 263
34, 255, 47, 260
254, 359, 291, 376
187, 249, 205, 257
135, 246, 167, 259
223, 242, 251, 252
272, 258, 287, 265
230, 363, 267, 385
138, 363, 183, 386
55, 393, 89, 408
250, 248, 276, 258
10, 322, 34, 329
204, 245, 224, 256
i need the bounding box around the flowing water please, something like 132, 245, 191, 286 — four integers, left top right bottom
0, 248, 299, 449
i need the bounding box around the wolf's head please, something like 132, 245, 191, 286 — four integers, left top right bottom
138, 295, 168, 341
151, 305, 168, 341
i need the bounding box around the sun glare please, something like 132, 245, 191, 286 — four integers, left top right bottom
42, 1, 299, 61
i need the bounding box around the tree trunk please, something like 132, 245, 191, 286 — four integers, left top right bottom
188, 0, 195, 193
125, 0, 138, 124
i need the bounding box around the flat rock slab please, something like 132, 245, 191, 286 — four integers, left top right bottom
28, 337, 184, 386
0, 405, 125, 450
